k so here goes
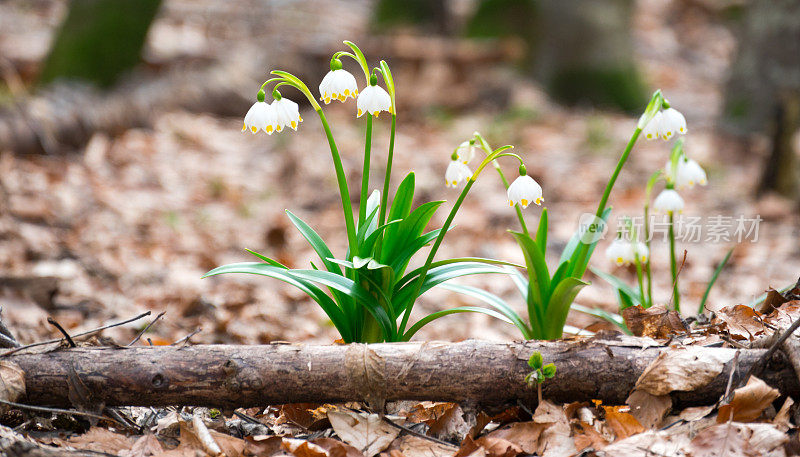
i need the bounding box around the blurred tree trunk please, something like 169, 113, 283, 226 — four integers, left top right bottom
39, 0, 162, 87
723, 0, 800, 200
466, 0, 647, 113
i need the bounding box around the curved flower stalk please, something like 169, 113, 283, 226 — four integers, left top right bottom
207, 42, 522, 343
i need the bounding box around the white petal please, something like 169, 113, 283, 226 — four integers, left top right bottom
642, 111, 662, 141
445, 161, 472, 188
507, 175, 543, 208
663, 108, 687, 135
605, 238, 635, 266
455, 141, 475, 164
653, 189, 684, 213
357, 85, 392, 117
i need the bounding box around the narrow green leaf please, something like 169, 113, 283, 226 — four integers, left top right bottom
438, 283, 531, 338
245, 249, 287, 268
559, 207, 612, 268
286, 211, 342, 275
402, 306, 514, 341
203, 262, 353, 341
698, 247, 734, 315
510, 231, 550, 315
571, 303, 631, 334
590, 267, 642, 306
535, 208, 548, 255
542, 277, 588, 340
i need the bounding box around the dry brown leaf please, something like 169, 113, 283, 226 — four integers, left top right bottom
454, 434, 483, 457
473, 437, 521, 457
714, 305, 765, 341
625, 390, 672, 429
387, 435, 459, 457
313, 437, 366, 457
764, 301, 800, 331
718, 376, 780, 423
244, 435, 285, 456
279, 403, 331, 431
65, 427, 134, 454
0, 361, 25, 413
772, 397, 794, 432
532, 401, 575, 457
406, 402, 457, 424
571, 421, 609, 452
687, 423, 787, 457
328, 411, 401, 457
757, 288, 791, 314
602, 406, 644, 440
597, 430, 690, 456
485, 421, 546, 454
635, 347, 734, 396
622, 305, 686, 338
283, 438, 330, 457
679, 405, 716, 422
174, 418, 245, 457
121, 434, 164, 457
426, 404, 472, 442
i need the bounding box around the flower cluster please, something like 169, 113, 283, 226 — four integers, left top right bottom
444, 135, 543, 210
641, 107, 687, 141
242, 93, 302, 135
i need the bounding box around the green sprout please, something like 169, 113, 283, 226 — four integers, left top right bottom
524, 351, 556, 404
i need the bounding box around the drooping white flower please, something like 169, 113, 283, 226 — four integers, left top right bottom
319, 69, 359, 104
659, 108, 687, 139
507, 175, 543, 209
633, 241, 649, 263
653, 189, 684, 213
641, 106, 687, 141
445, 160, 472, 188
357, 85, 392, 118
606, 238, 635, 266
271, 97, 302, 132
677, 158, 707, 189
455, 141, 475, 164
641, 111, 663, 141
242, 101, 277, 135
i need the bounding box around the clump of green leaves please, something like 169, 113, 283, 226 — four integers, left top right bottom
525, 351, 556, 404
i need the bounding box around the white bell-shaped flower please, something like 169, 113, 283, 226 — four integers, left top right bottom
271, 97, 302, 132
653, 189, 684, 213
659, 108, 687, 139
445, 160, 472, 188
455, 141, 475, 164
507, 175, 543, 209
641, 111, 663, 141
242, 101, 277, 135
676, 158, 707, 189
605, 238, 635, 266
633, 241, 649, 263
641, 106, 687, 141
357, 85, 392, 118
319, 69, 359, 104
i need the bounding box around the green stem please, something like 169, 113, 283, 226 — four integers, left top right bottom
359, 115, 373, 226
634, 259, 646, 308
643, 205, 654, 306
315, 109, 358, 256
377, 113, 396, 247
668, 212, 680, 312
572, 128, 642, 277
399, 179, 475, 335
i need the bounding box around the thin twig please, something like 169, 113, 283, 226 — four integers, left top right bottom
172, 328, 201, 346
1, 311, 151, 357
0, 332, 19, 349
722, 350, 741, 404
737, 316, 800, 390
233, 410, 263, 425
47, 317, 76, 348
381, 416, 454, 447
0, 398, 122, 425
128, 311, 166, 346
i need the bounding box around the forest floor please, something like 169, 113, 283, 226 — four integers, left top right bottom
0, 0, 799, 456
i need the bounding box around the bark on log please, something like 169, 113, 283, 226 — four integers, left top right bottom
5, 338, 798, 410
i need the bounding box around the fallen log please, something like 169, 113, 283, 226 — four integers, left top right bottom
5, 338, 798, 409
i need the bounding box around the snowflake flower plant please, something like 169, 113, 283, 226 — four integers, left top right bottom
206, 41, 533, 343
